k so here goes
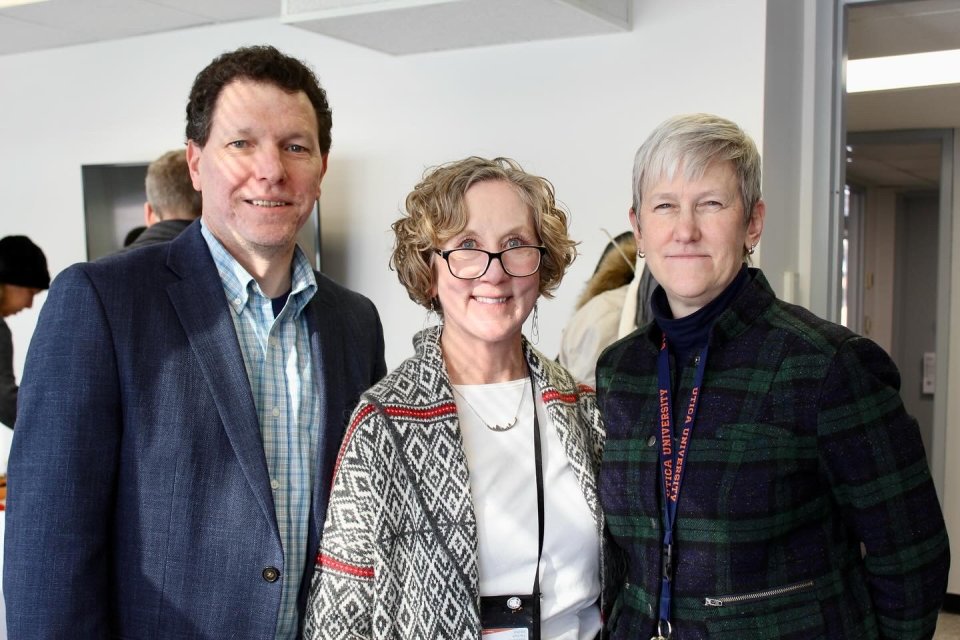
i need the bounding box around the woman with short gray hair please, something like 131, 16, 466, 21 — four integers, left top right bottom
597, 113, 948, 639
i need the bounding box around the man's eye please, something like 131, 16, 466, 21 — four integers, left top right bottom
288, 144, 308, 153
700, 200, 723, 210
653, 203, 674, 211
228, 140, 248, 149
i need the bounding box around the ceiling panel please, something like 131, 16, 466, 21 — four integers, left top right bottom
146, 0, 279, 21
848, 0, 960, 58
282, 0, 629, 56
846, 141, 941, 189
0, 14, 91, 54
0, 0, 277, 56
847, 84, 960, 131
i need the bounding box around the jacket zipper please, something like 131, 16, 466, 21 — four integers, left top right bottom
703, 580, 814, 607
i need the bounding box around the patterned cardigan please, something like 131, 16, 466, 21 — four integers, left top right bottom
597, 269, 949, 640
304, 326, 609, 639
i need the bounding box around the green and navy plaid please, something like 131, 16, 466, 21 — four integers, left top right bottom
596, 269, 949, 640
203, 224, 319, 640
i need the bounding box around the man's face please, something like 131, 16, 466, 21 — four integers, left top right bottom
186, 79, 327, 266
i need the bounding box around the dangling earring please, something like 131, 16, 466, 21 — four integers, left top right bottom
531, 302, 540, 345
637, 249, 645, 259
426, 298, 443, 350
747, 243, 757, 255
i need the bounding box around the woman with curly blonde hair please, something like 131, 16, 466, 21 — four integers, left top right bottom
306, 156, 614, 639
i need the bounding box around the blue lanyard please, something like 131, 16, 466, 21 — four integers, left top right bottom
655, 335, 709, 634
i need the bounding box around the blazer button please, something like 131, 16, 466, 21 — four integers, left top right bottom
262, 566, 281, 583
646, 435, 656, 447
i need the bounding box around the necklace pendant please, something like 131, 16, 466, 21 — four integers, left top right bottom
487, 416, 518, 432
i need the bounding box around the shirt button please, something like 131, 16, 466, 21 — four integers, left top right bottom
271, 479, 280, 490
646, 435, 656, 447
262, 566, 281, 583
272, 407, 280, 417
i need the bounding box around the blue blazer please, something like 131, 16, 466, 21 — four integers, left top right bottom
4, 223, 387, 639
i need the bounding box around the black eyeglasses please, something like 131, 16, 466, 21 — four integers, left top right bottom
434, 245, 547, 280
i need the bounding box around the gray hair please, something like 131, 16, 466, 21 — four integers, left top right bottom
631, 113, 761, 221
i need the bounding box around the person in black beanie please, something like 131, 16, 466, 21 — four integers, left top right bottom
0, 235, 50, 427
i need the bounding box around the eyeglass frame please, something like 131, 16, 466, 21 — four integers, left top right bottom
433, 245, 547, 280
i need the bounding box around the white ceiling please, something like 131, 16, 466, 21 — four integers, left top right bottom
0, 0, 278, 56
1, 0, 957, 188
0, 0, 629, 56
846, 0, 960, 189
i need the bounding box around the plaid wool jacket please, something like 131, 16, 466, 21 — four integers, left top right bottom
597, 269, 949, 640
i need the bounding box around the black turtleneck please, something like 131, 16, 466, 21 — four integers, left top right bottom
651, 264, 750, 367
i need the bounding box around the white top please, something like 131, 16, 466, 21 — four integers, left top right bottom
453, 379, 601, 640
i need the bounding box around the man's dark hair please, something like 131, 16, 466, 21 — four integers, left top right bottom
185, 45, 332, 154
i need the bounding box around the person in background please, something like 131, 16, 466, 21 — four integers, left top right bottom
0, 236, 49, 428
5, 45, 386, 639
559, 231, 656, 387
306, 156, 612, 639
122, 225, 147, 247
597, 113, 949, 639
124, 148, 202, 250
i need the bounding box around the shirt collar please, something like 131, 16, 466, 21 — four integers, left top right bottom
200, 221, 317, 317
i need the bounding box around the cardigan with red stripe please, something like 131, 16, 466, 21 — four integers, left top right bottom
304, 325, 609, 639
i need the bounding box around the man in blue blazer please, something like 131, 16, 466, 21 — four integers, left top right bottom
4, 45, 386, 639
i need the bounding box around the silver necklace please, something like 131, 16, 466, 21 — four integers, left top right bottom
452, 381, 527, 432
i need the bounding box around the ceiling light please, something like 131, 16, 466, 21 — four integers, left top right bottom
848, 49, 960, 93
0, 0, 51, 7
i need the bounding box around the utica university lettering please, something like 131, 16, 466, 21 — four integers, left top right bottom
670, 426, 692, 501
685, 386, 699, 424
659, 389, 672, 455
663, 458, 673, 497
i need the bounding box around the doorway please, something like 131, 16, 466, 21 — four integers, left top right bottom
844, 130, 953, 470
839, 0, 960, 499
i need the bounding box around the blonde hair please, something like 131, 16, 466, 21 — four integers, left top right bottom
391, 156, 577, 309
145, 149, 201, 220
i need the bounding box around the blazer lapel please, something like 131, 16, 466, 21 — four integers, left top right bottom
164, 224, 278, 540
305, 284, 340, 539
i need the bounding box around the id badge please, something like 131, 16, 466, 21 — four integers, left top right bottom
482, 629, 529, 639
480, 593, 538, 640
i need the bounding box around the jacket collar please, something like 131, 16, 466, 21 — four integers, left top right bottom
638, 267, 777, 354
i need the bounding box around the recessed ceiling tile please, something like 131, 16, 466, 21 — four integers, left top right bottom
2, 0, 212, 37
0, 14, 90, 54
147, 0, 278, 21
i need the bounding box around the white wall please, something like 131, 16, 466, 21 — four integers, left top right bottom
0, 0, 767, 371
947, 137, 960, 595
862, 186, 896, 353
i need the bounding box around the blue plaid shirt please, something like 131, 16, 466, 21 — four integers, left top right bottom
202, 224, 319, 640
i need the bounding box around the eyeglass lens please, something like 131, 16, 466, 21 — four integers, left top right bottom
447, 247, 542, 279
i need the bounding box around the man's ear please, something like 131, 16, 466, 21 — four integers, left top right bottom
315, 153, 329, 201
144, 202, 161, 227
186, 140, 203, 192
